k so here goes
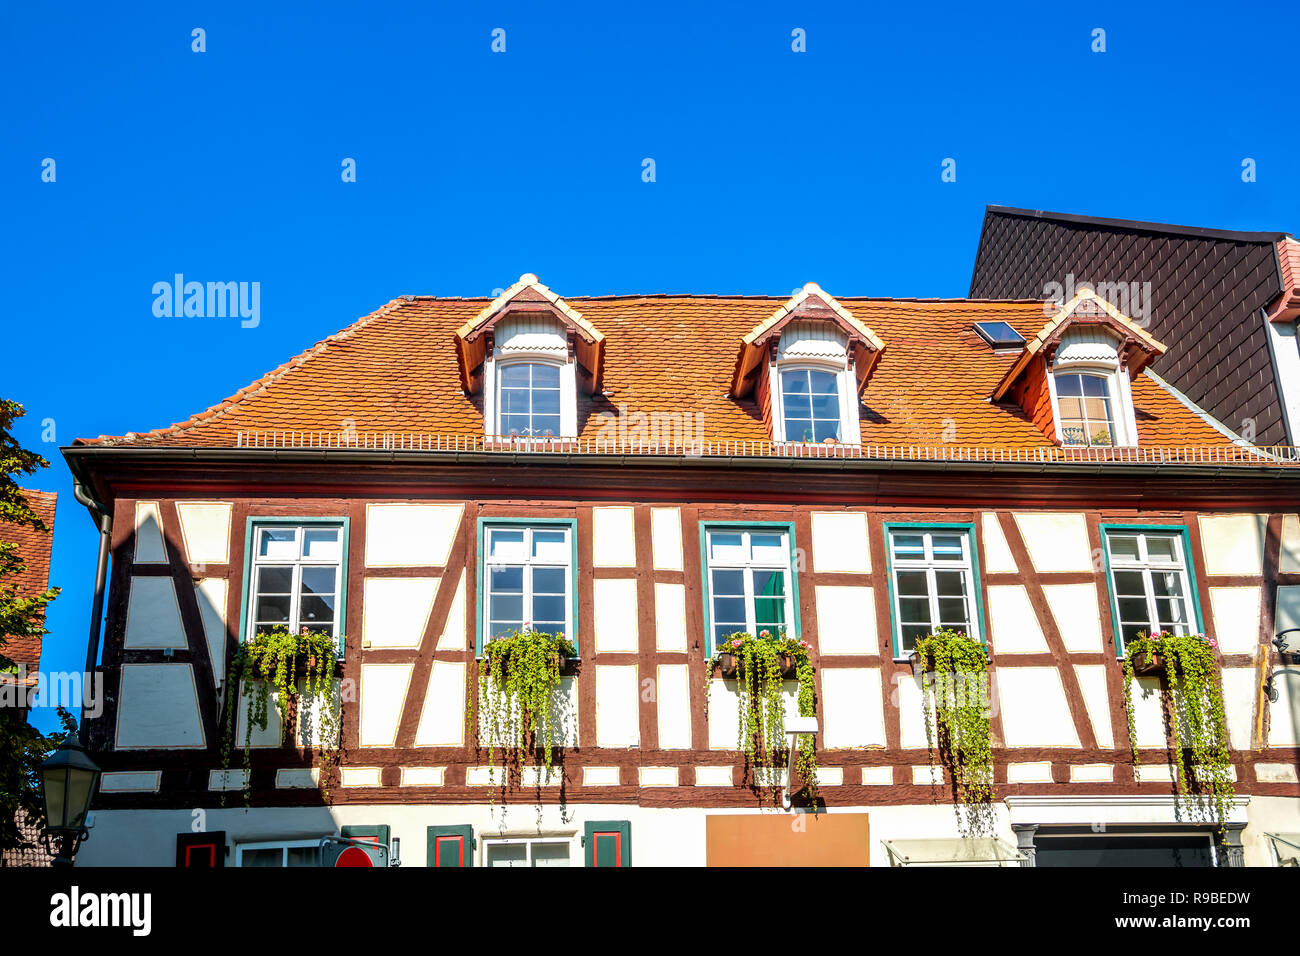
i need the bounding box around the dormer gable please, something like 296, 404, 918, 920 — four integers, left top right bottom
454, 274, 606, 395
729, 283, 885, 401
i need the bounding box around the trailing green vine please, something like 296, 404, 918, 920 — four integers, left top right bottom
1121, 630, 1234, 840
467, 627, 576, 800
913, 628, 993, 835
219, 626, 342, 806
704, 629, 819, 806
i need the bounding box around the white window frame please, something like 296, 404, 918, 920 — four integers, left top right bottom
887, 528, 981, 657
1104, 530, 1197, 654
771, 360, 861, 445
481, 835, 575, 867
703, 527, 796, 649
483, 354, 577, 440
481, 524, 574, 652
1048, 361, 1138, 448
245, 523, 344, 646
234, 839, 321, 867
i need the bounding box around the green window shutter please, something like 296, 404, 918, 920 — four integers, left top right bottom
584, 820, 631, 867
427, 825, 474, 867
341, 825, 391, 848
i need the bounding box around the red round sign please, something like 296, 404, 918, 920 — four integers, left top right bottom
335, 845, 374, 867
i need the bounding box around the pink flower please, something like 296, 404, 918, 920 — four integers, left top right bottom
759, 630, 771, 638
1208, 637, 1219, 650
730, 638, 743, 649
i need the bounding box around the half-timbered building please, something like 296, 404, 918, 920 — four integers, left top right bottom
63, 277, 1300, 866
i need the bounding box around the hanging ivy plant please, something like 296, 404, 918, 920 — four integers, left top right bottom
913, 628, 993, 832
1121, 630, 1234, 840
467, 627, 577, 797
704, 629, 819, 806
219, 625, 342, 806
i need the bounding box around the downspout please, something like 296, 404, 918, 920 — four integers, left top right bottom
71, 478, 112, 747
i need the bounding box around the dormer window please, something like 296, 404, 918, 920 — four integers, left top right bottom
729, 283, 885, 447
778, 367, 842, 443
498, 361, 563, 438
1053, 372, 1116, 446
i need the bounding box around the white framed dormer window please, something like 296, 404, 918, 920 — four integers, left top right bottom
702, 525, 798, 648
770, 322, 861, 445
1047, 328, 1138, 447
482, 317, 578, 439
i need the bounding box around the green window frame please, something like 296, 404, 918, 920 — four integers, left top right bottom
236, 516, 351, 658
475, 517, 580, 656
698, 521, 802, 651
1099, 523, 1204, 656
882, 521, 985, 658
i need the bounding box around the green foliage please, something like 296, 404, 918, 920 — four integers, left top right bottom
468, 628, 577, 797
1121, 630, 1234, 840
220, 626, 341, 805
913, 628, 993, 834
705, 629, 819, 806
0, 398, 64, 853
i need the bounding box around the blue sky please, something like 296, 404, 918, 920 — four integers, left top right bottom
4, 1, 1297, 730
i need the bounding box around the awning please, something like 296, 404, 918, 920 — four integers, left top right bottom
883, 838, 1027, 867
1266, 833, 1300, 866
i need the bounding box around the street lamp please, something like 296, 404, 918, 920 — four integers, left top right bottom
1265, 629, 1300, 704
781, 715, 819, 810
38, 739, 101, 866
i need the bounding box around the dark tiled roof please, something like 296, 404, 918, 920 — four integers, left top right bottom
969, 206, 1289, 443
1, 489, 56, 675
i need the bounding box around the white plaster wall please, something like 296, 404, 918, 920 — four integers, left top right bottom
124, 576, 188, 650
810, 511, 871, 573
1281, 514, 1300, 573
115, 664, 205, 749
654, 582, 688, 652
476, 676, 578, 748
980, 513, 1017, 573
1073, 665, 1114, 749
235, 680, 284, 748
594, 578, 639, 653
707, 680, 798, 749
995, 667, 1080, 747
436, 571, 466, 650
175, 501, 232, 565
415, 661, 466, 747
1128, 676, 1169, 748
1198, 514, 1267, 576
596, 665, 640, 748
592, 506, 637, 567
985, 586, 1047, 654
364, 504, 462, 567
820, 667, 885, 748
1012, 513, 1092, 573
815, 585, 877, 654
1043, 584, 1103, 653
362, 577, 438, 649
194, 578, 228, 687
1207, 586, 1262, 655
650, 507, 683, 571
133, 501, 167, 564
655, 663, 692, 749
358, 663, 413, 747
1220, 666, 1259, 751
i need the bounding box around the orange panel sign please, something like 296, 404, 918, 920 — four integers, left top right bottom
705, 813, 870, 867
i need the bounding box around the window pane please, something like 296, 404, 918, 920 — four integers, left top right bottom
712, 596, 747, 626
749, 533, 786, 563
531, 364, 561, 388
810, 392, 839, 419
302, 528, 341, 560
531, 843, 570, 867
1150, 572, 1184, 599
1113, 570, 1147, 596
938, 598, 969, 624
499, 364, 532, 387
898, 597, 931, 623
532, 566, 565, 593
486, 844, 528, 867
784, 395, 814, 419
531, 594, 565, 625
255, 595, 291, 623
299, 595, 335, 624
532, 530, 569, 562
490, 566, 523, 592
286, 846, 318, 867
895, 570, 930, 596
1080, 375, 1109, 397
500, 388, 531, 414
489, 529, 526, 561
258, 528, 298, 559
711, 568, 744, 595
1145, 536, 1178, 562
813, 419, 840, 442
781, 370, 810, 394
786, 419, 815, 442
1108, 535, 1140, 561
1117, 597, 1149, 624
532, 415, 562, 437
708, 533, 745, 564
752, 569, 786, 628
931, 535, 964, 561
256, 566, 293, 593
934, 570, 967, 598
500, 415, 530, 436
241, 848, 284, 867
1056, 374, 1084, 396
532, 388, 561, 415
808, 370, 838, 393
300, 567, 336, 596
1057, 396, 1085, 418
900, 623, 930, 652
1155, 598, 1187, 626
892, 534, 925, 560
490, 594, 524, 623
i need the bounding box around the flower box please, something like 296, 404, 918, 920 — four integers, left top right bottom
1128, 650, 1166, 677
712, 652, 797, 679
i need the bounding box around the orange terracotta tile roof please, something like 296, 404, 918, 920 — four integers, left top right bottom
75, 293, 1235, 451
1, 489, 56, 676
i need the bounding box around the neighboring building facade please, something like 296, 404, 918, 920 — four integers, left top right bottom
969, 205, 1300, 446
63, 278, 1300, 866
0, 488, 57, 868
